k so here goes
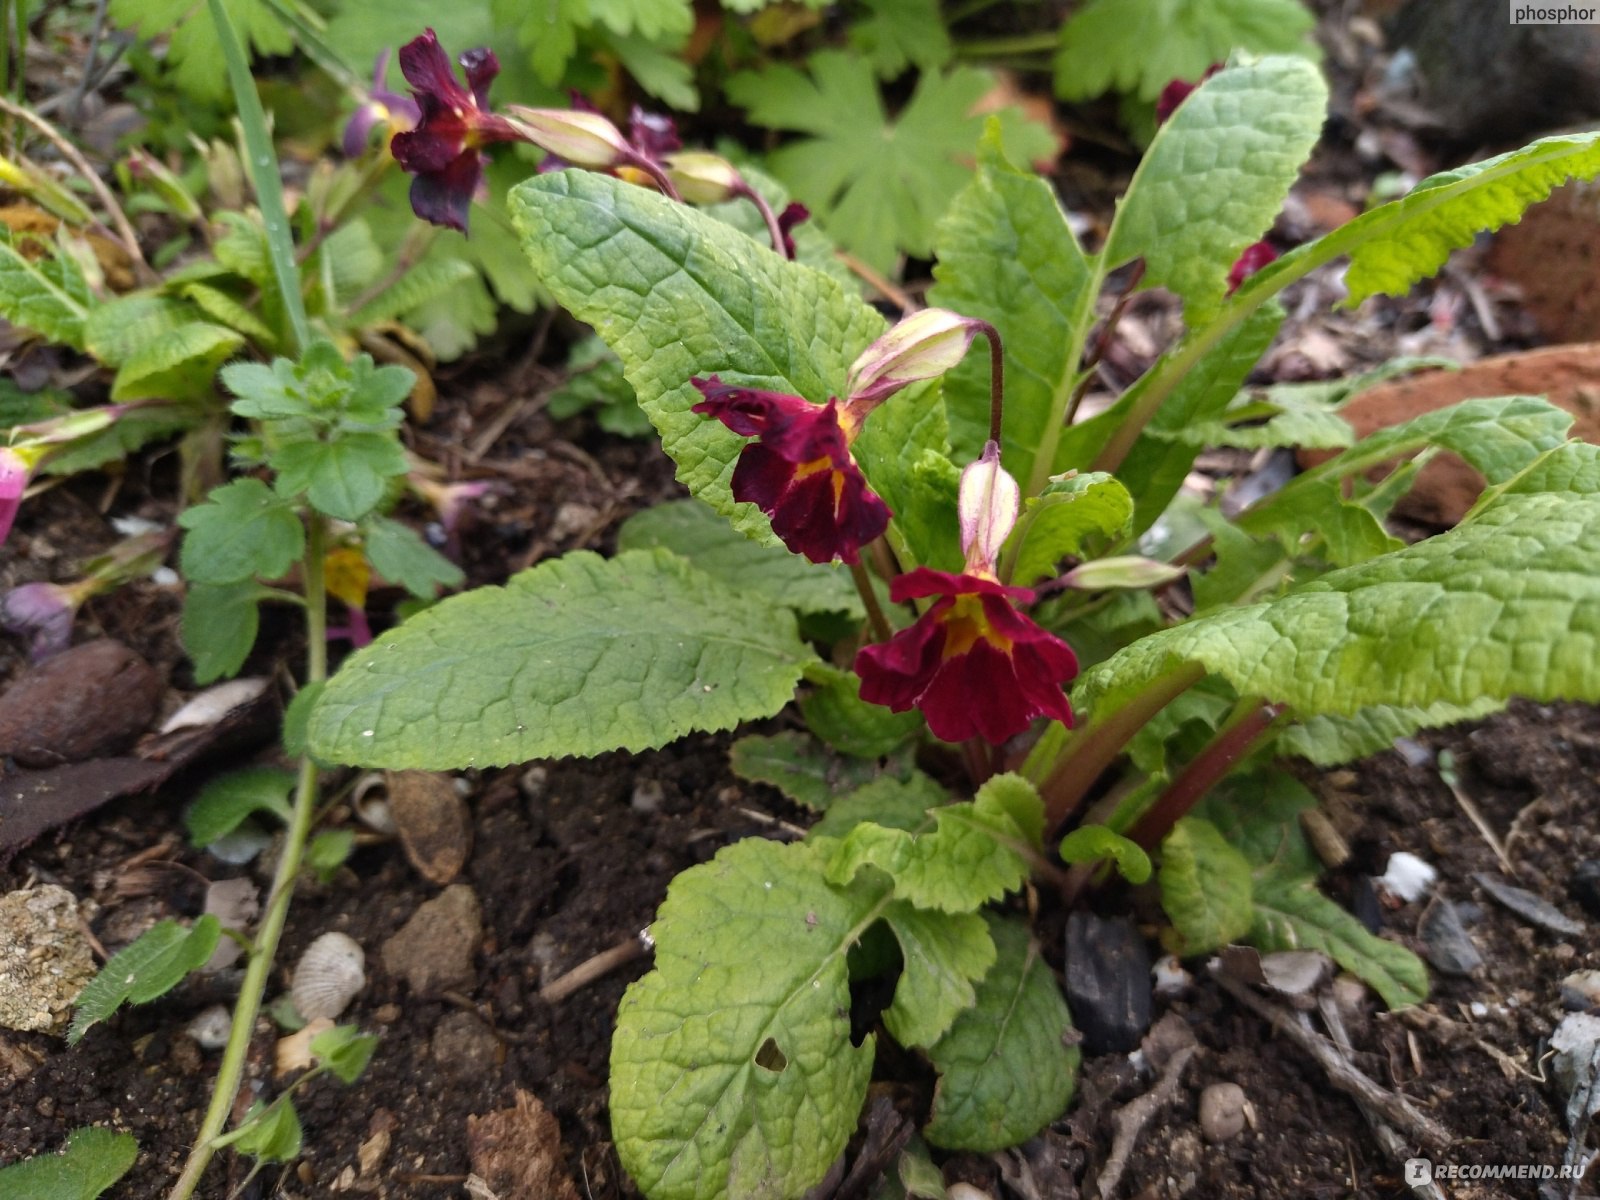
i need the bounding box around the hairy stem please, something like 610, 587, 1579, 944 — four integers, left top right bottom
850, 558, 894, 644
167, 519, 327, 1200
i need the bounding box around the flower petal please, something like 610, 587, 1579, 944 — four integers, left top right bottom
459, 46, 501, 107
398, 29, 469, 107
407, 152, 483, 232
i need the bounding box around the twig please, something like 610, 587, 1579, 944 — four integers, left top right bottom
1211, 965, 1452, 1151
835, 251, 919, 314
1094, 1041, 1197, 1199
0, 92, 152, 282
1445, 781, 1515, 875
733, 807, 810, 839
539, 931, 651, 1004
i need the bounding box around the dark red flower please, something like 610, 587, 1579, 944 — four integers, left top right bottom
390, 30, 526, 232
855, 568, 1077, 744
691, 377, 890, 565
776, 202, 810, 260
1227, 240, 1279, 294
1155, 65, 1222, 124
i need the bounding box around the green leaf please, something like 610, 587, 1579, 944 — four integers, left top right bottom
825, 773, 1044, 913
1250, 873, 1428, 1008
0, 1127, 139, 1200
929, 122, 1094, 483
83, 294, 200, 367
309, 1024, 379, 1084
179, 479, 305, 586
618, 499, 862, 619
282, 681, 324, 759
37, 405, 196, 477
363, 516, 464, 598
611, 837, 885, 1200
725, 54, 1056, 272
178, 281, 277, 349
810, 771, 951, 839
308, 549, 818, 769
270, 433, 409, 522
306, 829, 355, 883
1059, 826, 1152, 884
186, 767, 295, 847
1103, 57, 1326, 326
509, 169, 891, 546
1054, 0, 1317, 102
229, 1098, 302, 1162
110, 322, 244, 401
0, 228, 92, 349
347, 257, 478, 328
848, 0, 953, 77
1005, 473, 1134, 588
181, 580, 264, 685
1192, 769, 1319, 878
800, 664, 923, 759
923, 915, 1077, 1150
109, 0, 292, 101
1279, 698, 1504, 766
729, 731, 900, 812
545, 335, 653, 437
607, 32, 699, 111
1157, 817, 1253, 955
880, 902, 994, 1049
68, 917, 222, 1043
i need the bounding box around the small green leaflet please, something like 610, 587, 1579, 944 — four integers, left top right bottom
879, 902, 994, 1049
725, 53, 1056, 272
363, 517, 464, 599
848, 0, 953, 78
308, 549, 818, 769
1004, 473, 1134, 588
227, 1099, 302, 1162
185, 767, 295, 847
800, 663, 923, 759
181, 580, 265, 685
923, 916, 1077, 1150
178, 479, 305, 586
1054, 0, 1316, 102
611, 837, 886, 1200
0, 227, 93, 349
310, 1024, 380, 1084
823, 773, 1045, 913
1157, 817, 1254, 955
1059, 826, 1152, 884
0, 1127, 138, 1200
306, 829, 356, 882
1103, 57, 1326, 327
809, 772, 951, 840
69, 917, 222, 1043
728, 731, 900, 812
270, 435, 409, 523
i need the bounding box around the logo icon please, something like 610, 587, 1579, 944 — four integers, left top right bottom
1405, 1159, 1434, 1185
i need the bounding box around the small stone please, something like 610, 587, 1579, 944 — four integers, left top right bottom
1562, 970, 1600, 1011
386, 770, 472, 885
382, 884, 482, 994
1377, 852, 1437, 905
947, 1186, 994, 1200
432, 1010, 501, 1081
186, 1004, 232, 1050
1064, 912, 1152, 1055
0, 885, 97, 1036
0, 640, 163, 766
1420, 899, 1483, 976
1474, 872, 1585, 937
1152, 954, 1190, 997
1569, 861, 1600, 920
1550, 1012, 1600, 1122
630, 778, 664, 814
1198, 1081, 1251, 1143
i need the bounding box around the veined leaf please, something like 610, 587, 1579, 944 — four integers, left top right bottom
110, 322, 245, 402
880, 902, 994, 1049
182, 580, 265, 685
0, 1127, 138, 1200
0, 227, 92, 349
728, 731, 901, 812
923, 915, 1077, 1150
308, 549, 819, 768
810, 771, 951, 840
1005, 472, 1134, 588
1157, 817, 1253, 954
849, 0, 953, 78
1103, 57, 1326, 327
1279, 698, 1504, 765
178, 479, 305, 586
611, 837, 886, 1200
109, 0, 291, 100
83, 294, 200, 367
185, 767, 295, 847
800, 663, 924, 759
69, 917, 222, 1043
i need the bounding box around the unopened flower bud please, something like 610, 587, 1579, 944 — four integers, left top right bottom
1060, 556, 1185, 592
1, 581, 81, 662
504, 106, 632, 168
126, 149, 204, 223
662, 152, 742, 205
0, 447, 29, 545
846, 309, 986, 407
958, 440, 1020, 575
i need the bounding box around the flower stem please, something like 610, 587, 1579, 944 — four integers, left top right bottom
850, 558, 894, 644
734, 181, 790, 259
973, 319, 1005, 446
166, 517, 327, 1200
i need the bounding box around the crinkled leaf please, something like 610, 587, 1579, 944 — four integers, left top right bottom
825, 773, 1044, 913
1251, 872, 1428, 1008
178, 479, 305, 585
1103, 57, 1326, 326
85, 294, 203, 367
110, 323, 245, 402
800, 663, 924, 759
618, 499, 862, 619
729, 731, 900, 812
68, 917, 222, 1042
929, 122, 1094, 483
1278, 698, 1503, 766
347, 257, 478, 328
923, 915, 1077, 1150
178, 281, 276, 348
1193, 769, 1319, 877
308, 549, 818, 768
612, 837, 885, 1200
363, 516, 464, 598
185, 767, 295, 847
0, 228, 92, 349
880, 902, 994, 1049
1005, 473, 1134, 588
1054, 0, 1317, 102
181, 580, 264, 685
270, 433, 409, 523
1059, 826, 1152, 884
1158, 817, 1253, 955
0, 1127, 138, 1200
810, 771, 950, 839
725, 54, 1056, 272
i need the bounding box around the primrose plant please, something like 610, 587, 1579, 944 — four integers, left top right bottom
299, 33, 1600, 1200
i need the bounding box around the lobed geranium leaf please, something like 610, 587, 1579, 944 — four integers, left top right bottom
849, 0, 953, 78
1053, 0, 1317, 102
0, 1127, 138, 1200
308, 549, 818, 769
109, 0, 291, 101
270, 433, 409, 523
179, 480, 305, 586
362, 516, 463, 599
0, 228, 92, 350
611, 837, 886, 1200
880, 902, 995, 1049
1103, 56, 1326, 327
69, 917, 222, 1043
1157, 817, 1253, 955
930, 122, 1094, 486
923, 916, 1077, 1150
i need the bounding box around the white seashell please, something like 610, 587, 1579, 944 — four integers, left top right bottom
186, 1004, 232, 1050
291, 932, 366, 1021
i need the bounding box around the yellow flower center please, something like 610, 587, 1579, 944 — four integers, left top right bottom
938, 593, 1012, 660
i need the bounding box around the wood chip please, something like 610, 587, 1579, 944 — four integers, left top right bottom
386, 770, 472, 885
466, 1089, 580, 1200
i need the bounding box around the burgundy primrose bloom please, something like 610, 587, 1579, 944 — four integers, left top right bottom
390, 29, 525, 232
854, 569, 1078, 745
691, 377, 890, 565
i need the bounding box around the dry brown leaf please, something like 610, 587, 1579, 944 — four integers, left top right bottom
466, 1089, 580, 1200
